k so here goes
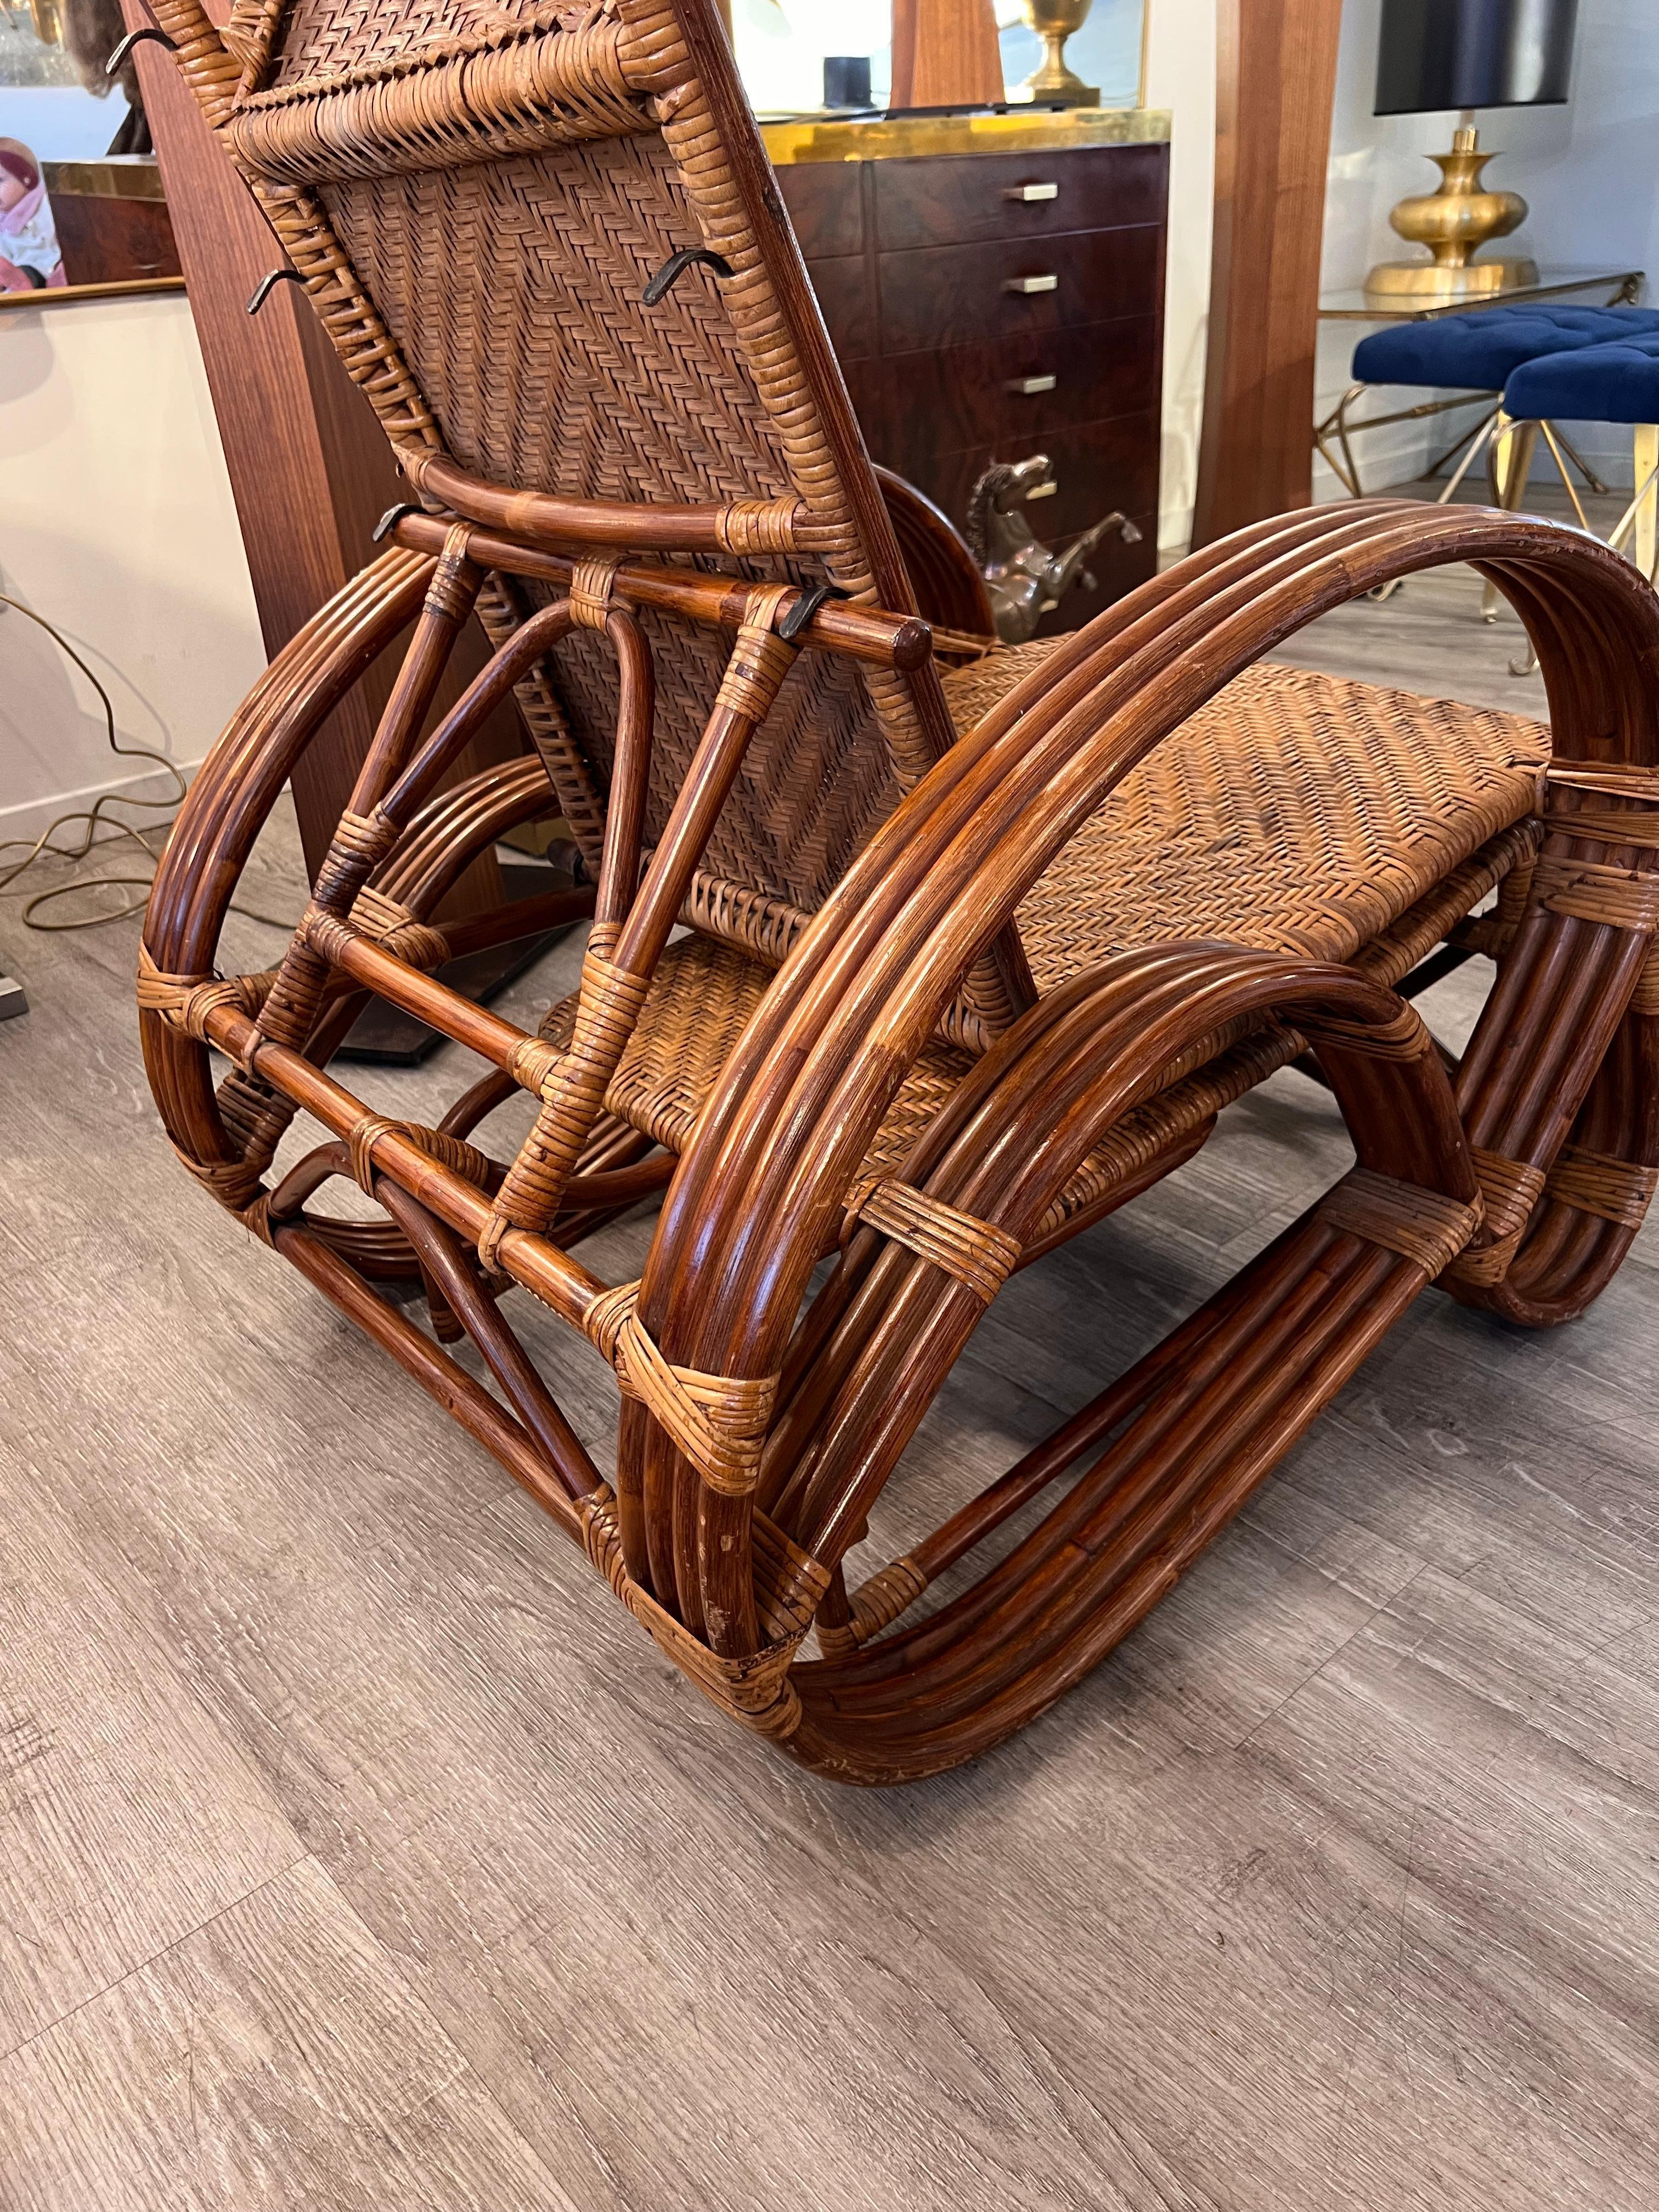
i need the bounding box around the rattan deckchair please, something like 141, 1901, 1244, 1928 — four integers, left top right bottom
138, 0, 1659, 1783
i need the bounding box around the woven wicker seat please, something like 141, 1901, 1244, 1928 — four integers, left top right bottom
961, 653, 1549, 983
552, 661, 1549, 1201
138, 0, 1659, 1783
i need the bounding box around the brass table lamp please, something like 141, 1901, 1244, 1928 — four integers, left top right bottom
1009, 1, 1099, 110
1365, 0, 1579, 302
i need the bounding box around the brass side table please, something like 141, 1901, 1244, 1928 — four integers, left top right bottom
1314, 266, 1643, 500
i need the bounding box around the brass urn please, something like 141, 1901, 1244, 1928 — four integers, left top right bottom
1012, 0, 1099, 109
1364, 126, 1538, 300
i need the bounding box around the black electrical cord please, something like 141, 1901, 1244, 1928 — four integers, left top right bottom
0, 592, 295, 934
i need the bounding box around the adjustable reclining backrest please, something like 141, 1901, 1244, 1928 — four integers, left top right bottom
154, 0, 975, 949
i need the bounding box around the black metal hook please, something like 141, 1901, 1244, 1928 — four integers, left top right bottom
106, 25, 176, 75
776, 582, 849, 643
642, 247, 733, 307
246, 267, 307, 317
372, 503, 419, 545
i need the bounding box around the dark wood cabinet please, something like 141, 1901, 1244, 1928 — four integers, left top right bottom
769, 117, 1169, 634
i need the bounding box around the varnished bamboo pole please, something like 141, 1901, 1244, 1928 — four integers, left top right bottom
391, 512, 935, 670
347, 528, 482, 815
301, 922, 545, 1075
276, 1224, 588, 1542
591, 611, 654, 937
404, 449, 785, 558
202, 1001, 608, 1330
377, 1181, 602, 1500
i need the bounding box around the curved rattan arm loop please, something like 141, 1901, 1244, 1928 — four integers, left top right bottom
140, 548, 437, 1177
140, 566, 574, 1219
778, 941, 1479, 1562
640, 502, 1659, 1653
647, 504, 1413, 1289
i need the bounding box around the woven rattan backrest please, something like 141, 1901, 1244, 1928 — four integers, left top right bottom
156, 0, 960, 930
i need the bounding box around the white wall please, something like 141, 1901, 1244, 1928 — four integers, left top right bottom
0, 293, 265, 848
1143, 0, 1217, 549
1317, 0, 1659, 497
0, 84, 133, 161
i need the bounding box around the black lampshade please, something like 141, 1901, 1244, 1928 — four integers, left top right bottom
1375, 0, 1578, 116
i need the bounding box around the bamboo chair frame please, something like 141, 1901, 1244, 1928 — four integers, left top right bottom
139, 0, 1659, 1782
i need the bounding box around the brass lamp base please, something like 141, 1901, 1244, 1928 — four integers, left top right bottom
1364, 255, 1539, 302
1362, 126, 1533, 305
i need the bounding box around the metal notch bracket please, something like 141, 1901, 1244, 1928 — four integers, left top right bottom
246, 267, 308, 317
643, 249, 735, 307
106, 26, 177, 74
777, 583, 850, 642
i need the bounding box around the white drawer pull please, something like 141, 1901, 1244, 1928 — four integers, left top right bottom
1007, 374, 1058, 395
1003, 182, 1059, 203
1003, 273, 1059, 296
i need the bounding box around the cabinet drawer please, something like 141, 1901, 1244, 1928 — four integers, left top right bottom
775, 161, 865, 258
907, 413, 1163, 550
874, 142, 1168, 251
847, 317, 1160, 475
804, 255, 877, 363
878, 225, 1164, 355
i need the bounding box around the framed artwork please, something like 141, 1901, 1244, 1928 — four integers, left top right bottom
0, 0, 182, 305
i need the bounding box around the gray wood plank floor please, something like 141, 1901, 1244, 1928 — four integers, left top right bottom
2, 495, 1655, 2210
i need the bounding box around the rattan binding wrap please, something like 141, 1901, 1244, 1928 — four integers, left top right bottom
137, 945, 272, 1042
481, 943, 653, 1265
1443, 1148, 1549, 1288
1529, 856, 1659, 932
583, 1280, 779, 1497
816, 1554, 929, 1661
853, 1181, 1022, 1303
1315, 1169, 1482, 1278
348, 884, 450, 969
1545, 1145, 1658, 1229
579, 1483, 823, 1736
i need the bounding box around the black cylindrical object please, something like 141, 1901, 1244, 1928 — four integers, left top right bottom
823, 55, 873, 111
1375, 0, 1578, 114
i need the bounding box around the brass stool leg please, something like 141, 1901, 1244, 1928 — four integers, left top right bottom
1635, 425, 1659, 584
1608, 429, 1659, 580
1483, 411, 1537, 622
1372, 404, 1504, 606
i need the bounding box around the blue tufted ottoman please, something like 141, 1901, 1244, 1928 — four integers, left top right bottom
1321, 304, 1659, 506
1508, 332, 1659, 582
1351, 305, 1659, 393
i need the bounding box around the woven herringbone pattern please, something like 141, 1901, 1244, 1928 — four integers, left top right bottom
320, 136, 897, 910
324, 143, 792, 504
540, 935, 974, 1210
270, 0, 561, 87
943, 650, 1550, 993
